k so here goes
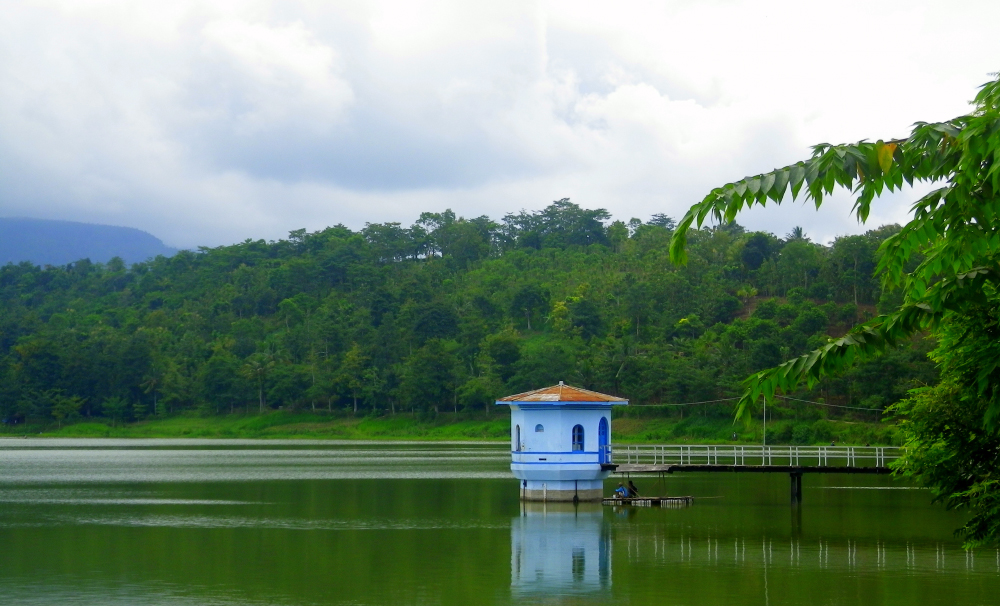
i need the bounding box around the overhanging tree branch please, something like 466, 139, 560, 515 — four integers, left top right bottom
670, 74, 1000, 420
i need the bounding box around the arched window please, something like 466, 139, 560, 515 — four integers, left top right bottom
514, 425, 521, 451
572, 424, 584, 451
598, 417, 609, 463
535, 424, 544, 433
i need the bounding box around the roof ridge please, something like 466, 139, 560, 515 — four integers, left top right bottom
496, 382, 628, 403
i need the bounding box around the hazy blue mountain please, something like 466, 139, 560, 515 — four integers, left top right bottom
0, 218, 177, 266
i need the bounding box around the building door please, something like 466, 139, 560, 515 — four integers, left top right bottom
598, 417, 609, 463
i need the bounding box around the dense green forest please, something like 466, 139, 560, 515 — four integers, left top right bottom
0, 199, 935, 438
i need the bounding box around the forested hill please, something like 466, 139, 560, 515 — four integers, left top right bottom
0, 217, 177, 266
0, 199, 935, 428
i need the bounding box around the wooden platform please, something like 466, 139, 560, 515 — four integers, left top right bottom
602, 496, 694, 507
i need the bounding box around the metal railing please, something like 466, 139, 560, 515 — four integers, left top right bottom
599, 444, 612, 464
610, 444, 901, 468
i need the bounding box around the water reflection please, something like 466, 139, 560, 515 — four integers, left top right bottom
511, 502, 611, 598
613, 525, 1000, 575
0, 442, 509, 484
1, 441, 997, 606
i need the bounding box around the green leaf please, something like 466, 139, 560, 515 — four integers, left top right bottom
771, 169, 789, 201
760, 173, 776, 201
876, 140, 897, 173
789, 164, 806, 191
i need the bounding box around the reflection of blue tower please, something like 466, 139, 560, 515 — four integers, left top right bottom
497, 382, 628, 501
511, 503, 611, 597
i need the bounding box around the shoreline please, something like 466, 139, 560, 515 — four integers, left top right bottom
0, 410, 902, 445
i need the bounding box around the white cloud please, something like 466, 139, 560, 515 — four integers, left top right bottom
0, 0, 997, 248
198, 19, 354, 135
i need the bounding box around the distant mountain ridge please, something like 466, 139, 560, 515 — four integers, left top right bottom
0, 218, 177, 266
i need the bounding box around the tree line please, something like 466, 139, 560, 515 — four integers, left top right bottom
0, 198, 934, 428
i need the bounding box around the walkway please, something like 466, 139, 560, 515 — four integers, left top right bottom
607, 444, 904, 503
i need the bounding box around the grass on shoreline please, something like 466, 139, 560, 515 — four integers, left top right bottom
0, 410, 902, 445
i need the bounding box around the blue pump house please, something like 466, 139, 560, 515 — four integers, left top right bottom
496, 382, 628, 501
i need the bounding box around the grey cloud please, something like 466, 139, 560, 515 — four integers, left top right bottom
180, 105, 548, 190
0, 2, 995, 249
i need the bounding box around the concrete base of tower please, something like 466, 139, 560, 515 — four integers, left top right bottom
517, 479, 604, 502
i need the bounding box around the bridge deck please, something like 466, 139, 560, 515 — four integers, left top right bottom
609, 444, 901, 470
613, 464, 891, 474
606, 445, 901, 503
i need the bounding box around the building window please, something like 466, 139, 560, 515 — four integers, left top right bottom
572, 424, 584, 451
535, 424, 544, 433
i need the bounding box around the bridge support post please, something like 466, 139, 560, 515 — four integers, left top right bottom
790, 472, 803, 504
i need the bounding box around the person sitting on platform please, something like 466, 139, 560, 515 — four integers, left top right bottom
627, 480, 640, 497
614, 482, 629, 498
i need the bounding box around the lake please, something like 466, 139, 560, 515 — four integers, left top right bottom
0, 439, 996, 605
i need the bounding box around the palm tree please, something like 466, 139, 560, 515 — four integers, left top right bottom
141, 372, 162, 416
785, 226, 807, 241
736, 285, 758, 305
241, 352, 275, 413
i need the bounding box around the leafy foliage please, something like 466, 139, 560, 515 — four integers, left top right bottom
892, 298, 1000, 546
670, 74, 1000, 422
670, 73, 1000, 545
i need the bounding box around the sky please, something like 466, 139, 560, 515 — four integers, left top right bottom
1, 0, 998, 249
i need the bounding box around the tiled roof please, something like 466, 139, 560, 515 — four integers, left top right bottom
497, 382, 628, 403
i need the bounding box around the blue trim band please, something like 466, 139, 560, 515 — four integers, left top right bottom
511, 451, 597, 455
511, 461, 603, 465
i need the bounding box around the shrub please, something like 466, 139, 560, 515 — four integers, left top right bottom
792, 424, 814, 444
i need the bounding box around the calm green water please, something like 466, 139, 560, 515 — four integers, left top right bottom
0, 439, 996, 605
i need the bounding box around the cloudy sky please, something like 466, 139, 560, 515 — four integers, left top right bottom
1, 0, 998, 248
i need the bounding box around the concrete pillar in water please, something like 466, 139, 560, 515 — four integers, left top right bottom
790, 472, 803, 504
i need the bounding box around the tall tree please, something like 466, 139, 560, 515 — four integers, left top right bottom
241, 351, 276, 413
336, 343, 370, 414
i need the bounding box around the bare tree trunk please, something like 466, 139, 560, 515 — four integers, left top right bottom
854, 257, 859, 305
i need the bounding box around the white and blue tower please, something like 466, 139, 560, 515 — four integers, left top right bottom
496, 382, 628, 501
